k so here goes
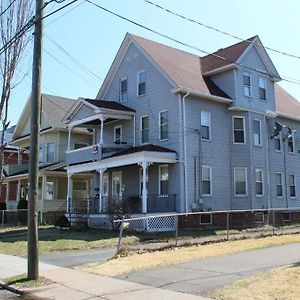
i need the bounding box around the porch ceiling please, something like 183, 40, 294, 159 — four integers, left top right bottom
67, 145, 177, 174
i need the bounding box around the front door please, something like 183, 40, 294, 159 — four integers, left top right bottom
112, 171, 122, 196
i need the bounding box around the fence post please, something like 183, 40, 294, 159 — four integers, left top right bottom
116, 215, 125, 255
175, 215, 179, 247
272, 210, 275, 235
1, 210, 4, 227
87, 198, 90, 215
226, 211, 230, 241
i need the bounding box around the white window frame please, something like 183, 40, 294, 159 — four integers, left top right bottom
199, 213, 212, 225
234, 167, 247, 196
253, 119, 262, 146
259, 76, 267, 100
276, 172, 283, 198
200, 111, 211, 141
114, 125, 123, 144
119, 76, 128, 102
202, 165, 212, 196
274, 132, 282, 152
137, 70, 146, 97
289, 172, 296, 198
140, 115, 149, 144
243, 71, 251, 97
46, 142, 56, 163
159, 110, 168, 141
288, 132, 295, 154
255, 168, 264, 197
233, 116, 246, 144
158, 164, 169, 195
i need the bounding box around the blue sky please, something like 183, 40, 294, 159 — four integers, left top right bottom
9, 0, 300, 125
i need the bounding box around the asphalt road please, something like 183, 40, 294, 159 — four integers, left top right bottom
39, 247, 115, 267
118, 243, 300, 297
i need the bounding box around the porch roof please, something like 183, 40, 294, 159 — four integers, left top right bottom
67, 144, 177, 174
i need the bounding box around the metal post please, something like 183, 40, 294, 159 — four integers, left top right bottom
226, 211, 230, 240
116, 215, 125, 255
272, 210, 275, 235
175, 215, 179, 247
28, 0, 44, 280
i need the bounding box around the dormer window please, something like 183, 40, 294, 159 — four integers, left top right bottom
259, 77, 266, 100
120, 77, 128, 102
243, 72, 251, 97
137, 70, 146, 96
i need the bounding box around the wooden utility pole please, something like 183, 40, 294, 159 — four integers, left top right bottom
28, 0, 44, 280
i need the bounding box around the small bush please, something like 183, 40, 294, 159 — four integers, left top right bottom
0, 201, 6, 210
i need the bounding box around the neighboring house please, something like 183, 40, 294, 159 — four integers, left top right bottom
63, 33, 300, 231
4, 94, 93, 221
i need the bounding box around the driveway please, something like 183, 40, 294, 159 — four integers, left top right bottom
117, 243, 300, 297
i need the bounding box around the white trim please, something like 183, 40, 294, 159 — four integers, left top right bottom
200, 111, 211, 141
234, 167, 248, 196
140, 115, 149, 144
233, 116, 246, 144
202, 165, 212, 196
289, 172, 296, 199
255, 168, 264, 197
114, 125, 123, 144
158, 164, 169, 195
253, 119, 262, 146
137, 69, 146, 97
159, 110, 168, 141
276, 172, 283, 198
202, 63, 236, 76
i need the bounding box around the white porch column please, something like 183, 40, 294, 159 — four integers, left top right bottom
67, 173, 73, 213
40, 176, 46, 224
98, 168, 107, 213
139, 162, 151, 214
100, 117, 104, 145
17, 180, 21, 202
67, 126, 73, 151
5, 182, 10, 202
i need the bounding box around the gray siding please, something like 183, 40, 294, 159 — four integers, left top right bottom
211, 70, 236, 100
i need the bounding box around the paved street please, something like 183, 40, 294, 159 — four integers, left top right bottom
118, 243, 300, 297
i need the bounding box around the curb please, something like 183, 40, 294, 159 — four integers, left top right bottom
0, 280, 24, 295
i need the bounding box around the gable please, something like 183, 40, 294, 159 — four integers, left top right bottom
239, 46, 268, 73
68, 104, 95, 123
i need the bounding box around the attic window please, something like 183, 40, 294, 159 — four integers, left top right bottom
137, 70, 146, 96
120, 77, 128, 102
259, 77, 266, 100
243, 72, 251, 97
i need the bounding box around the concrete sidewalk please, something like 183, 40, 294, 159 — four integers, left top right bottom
0, 254, 210, 299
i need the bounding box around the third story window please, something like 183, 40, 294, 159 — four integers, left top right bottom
160, 111, 168, 140
288, 133, 294, 153
233, 117, 245, 143
253, 119, 261, 146
46, 143, 55, 163
276, 172, 283, 197
202, 165, 212, 195
274, 133, 281, 151
201, 111, 211, 140
255, 169, 263, 196
141, 115, 149, 144
243, 72, 251, 97
289, 173, 296, 198
234, 167, 247, 196
259, 77, 267, 100
137, 70, 146, 96
120, 77, 128, 102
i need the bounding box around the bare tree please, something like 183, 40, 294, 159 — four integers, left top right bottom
0, 0, 33, 191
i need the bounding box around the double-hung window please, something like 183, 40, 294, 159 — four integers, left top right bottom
233, 116, 245, 144
137, 70, 146, 96
243, 72, 251, 97
120, 77, 128, 102
114, 125, 122, 144
274, 133, 281, 151
202, 165, 212, 196
289, 173, 296, 198
276, 172, 283, 197
259, 77, 267, 100
288, 132, 295, 153
159, 165, 169, 195
255, 169, 263, 196
46, 142, 55, 163
141, 115, 149, 144
159, 111, 168, 140
201, 111, 211, 140
234, 167, 247, 196
253, 119, 262, 146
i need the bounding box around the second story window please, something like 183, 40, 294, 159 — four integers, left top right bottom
141, 115, 149, 144
243, 72, 251, 97
137, 70, 146, 96
289, 173, 296, 198
114, 125, 122, 144
276, 172, 283, 197
46, 142, 55, 163
200, 111, 211, 140
202, 165, 212, 196
233, 116, 245, 144
259, 77, 266, 100
120, 77, 128, 102
253, 119, 261, 146
159, 110, 168, 140
274, 132, 281, 151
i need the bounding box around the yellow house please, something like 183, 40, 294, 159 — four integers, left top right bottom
4, 94, 93, 222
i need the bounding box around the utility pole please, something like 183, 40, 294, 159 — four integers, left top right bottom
28, 0, 44, 280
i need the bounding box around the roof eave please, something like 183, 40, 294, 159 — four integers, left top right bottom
202, 63, 236, 76
276, 111, 300, 122
173, 87, 232, 104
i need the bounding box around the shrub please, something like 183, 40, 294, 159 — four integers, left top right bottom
0, 201, 6, 210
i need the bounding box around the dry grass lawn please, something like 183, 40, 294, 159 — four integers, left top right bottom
81, 234, 300, 277
211, 264, 300, 300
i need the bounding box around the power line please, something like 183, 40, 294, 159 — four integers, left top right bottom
0, 0, 17, 18
85, 0, 300, 86
144, 0, 300, 61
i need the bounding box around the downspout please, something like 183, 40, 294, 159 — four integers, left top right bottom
265, 116, 272, 209
133, 113, 136, 147
183, 91, 190, 213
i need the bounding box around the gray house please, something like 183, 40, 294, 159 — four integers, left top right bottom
65, 33, 300, 231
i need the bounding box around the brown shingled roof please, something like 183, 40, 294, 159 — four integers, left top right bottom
84, 99, 135, 112
275, 84, 300, 119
